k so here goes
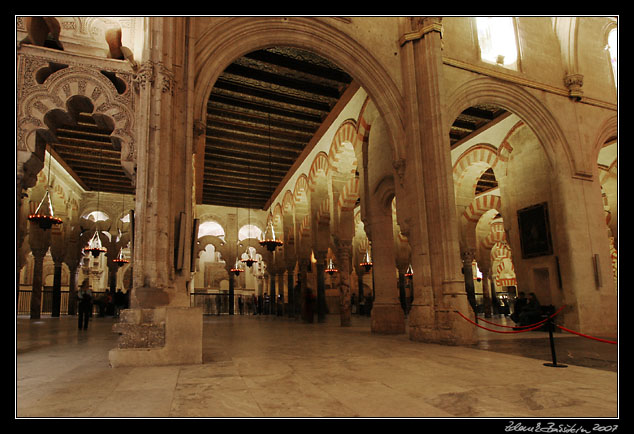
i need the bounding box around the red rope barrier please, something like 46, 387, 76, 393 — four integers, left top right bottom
555, 324, 617, 344
455, 307, 617, 344
454, 310, 547, 333
475, 305, 566, 329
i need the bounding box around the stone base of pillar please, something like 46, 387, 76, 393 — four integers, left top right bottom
370, 303, 405, 334
407, 304, 476, 345
109, 306, 203, 367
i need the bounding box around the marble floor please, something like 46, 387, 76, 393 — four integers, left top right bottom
15, 312, 619, 420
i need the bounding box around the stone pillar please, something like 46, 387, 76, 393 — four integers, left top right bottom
109, 17, 202, 367
228, 272, 235, 315
277, 273, 284, 316
481, 270, 492, 318
367, 212, 405, 334
51, 260, 62, 317
67, 264, 79, 316
287, 268, 295, 318
357, 267, 365, 315
398, 267, 407, 314
29, 247, 47, 319
336, 240, 352, 326
298, 258, 311, 322
315, 251, 327, 323
398, 17, 474, 345
269, 272, 275, 315
461, 250, 477, 315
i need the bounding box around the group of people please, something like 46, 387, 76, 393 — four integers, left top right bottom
511, 291, 542, 327
76, 280, 129, 330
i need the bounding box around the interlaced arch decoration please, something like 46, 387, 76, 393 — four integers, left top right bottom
17, 51, 137, 190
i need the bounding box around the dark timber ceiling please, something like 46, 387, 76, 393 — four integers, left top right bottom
202, 47, 353, 209
43, 47, 507, 208
52, 112, 135, 196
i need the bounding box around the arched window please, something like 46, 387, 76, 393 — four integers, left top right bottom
607, 27, 617, 88
83, 210, 109, 222
475, 17, 519, 70
238, 224, 262, 241
198, 220, 225, 240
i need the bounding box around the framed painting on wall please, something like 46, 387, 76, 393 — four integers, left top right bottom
517, 202, 554, 259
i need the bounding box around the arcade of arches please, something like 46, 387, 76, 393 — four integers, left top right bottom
16, 16, 618, 367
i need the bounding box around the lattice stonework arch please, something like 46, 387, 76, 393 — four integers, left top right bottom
17, 59, 136, 181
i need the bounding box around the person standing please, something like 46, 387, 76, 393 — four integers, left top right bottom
77, 280, 93, 330
238, 295, 244, 315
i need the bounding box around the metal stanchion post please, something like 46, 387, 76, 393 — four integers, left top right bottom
543, 316, 567, 368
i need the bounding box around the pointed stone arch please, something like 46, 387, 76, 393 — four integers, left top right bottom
446, 76, 579, 180
193, 17, 405, 163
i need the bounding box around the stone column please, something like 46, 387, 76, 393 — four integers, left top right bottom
367, 212, 405, 334
461, 250, 477, 315
29, 247, 47, 319
228, 272, 235, 315
336, 240, 352, 326
298, 258, 311, 322
398, 17, 474, 345
481, 270, 492, 318
67, 264, 79, 316
315, 251, 327, 323
269, 272, 275, 315
51, 260, 63, 317
287, 267, 295, 318
109, 17, 202, 368
277, 273, 284, 316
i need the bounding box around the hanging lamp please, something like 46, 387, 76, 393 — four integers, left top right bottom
360, 249, 373, 272
325, 258, 338, 275
231, 257, 245, 276
83, 143, 106, 258
28, 148, 63, 230
113, 248, 129, 266
405, 263, 414, 279
113, 194, 130, 266
259, 113, 283, 252
241, 165, 258, 268
83, 230, 107, 258
230, 207, 244, 276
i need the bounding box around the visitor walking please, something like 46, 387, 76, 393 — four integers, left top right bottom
77, 280, 93, 330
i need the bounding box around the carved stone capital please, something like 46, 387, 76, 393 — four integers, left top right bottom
133, 61, 154, 92
399, 17, 443, 46
564, 73, 584, 100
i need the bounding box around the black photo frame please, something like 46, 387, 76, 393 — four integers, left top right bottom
517, 202, 553, 258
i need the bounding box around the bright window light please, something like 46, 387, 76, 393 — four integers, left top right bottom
239, 224, 262, 241
198, 221, 225, 240
476, 17, 518, 68
607, 28, 617, 87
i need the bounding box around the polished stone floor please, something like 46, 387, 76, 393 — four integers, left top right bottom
15, 312, 619, 419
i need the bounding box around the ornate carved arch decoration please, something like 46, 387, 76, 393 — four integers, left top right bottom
194, 235, 229, 262
446, 76, 583, 181
193, 17, 406, 162
17, 55, 136, 190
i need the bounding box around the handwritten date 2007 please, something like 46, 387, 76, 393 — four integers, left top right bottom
505, 421, 618, 433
